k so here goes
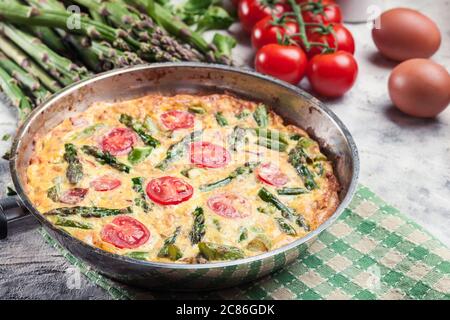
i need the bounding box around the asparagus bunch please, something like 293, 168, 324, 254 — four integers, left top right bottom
0, 0, 235, 121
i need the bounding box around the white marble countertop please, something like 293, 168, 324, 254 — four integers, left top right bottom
0, 0, 448, 299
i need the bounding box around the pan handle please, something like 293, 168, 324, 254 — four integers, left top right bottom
0, 196, 29, 240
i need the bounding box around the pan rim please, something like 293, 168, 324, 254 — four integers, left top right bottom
10, 62, 359, 270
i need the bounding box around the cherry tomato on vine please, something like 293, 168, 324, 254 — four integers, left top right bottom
255, 44, 308, 84
300, 0, 342, 24
251, 16, 299, 50
302, 24, 355, 58
238, 0, 291, 33
306, 50, 358, 97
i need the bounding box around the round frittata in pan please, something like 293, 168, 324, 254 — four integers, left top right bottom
26, 94, 340, 263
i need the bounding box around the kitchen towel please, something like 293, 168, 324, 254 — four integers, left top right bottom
40, 185, 450, 300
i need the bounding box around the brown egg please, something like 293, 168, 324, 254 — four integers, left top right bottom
372, 8, 441, 61
388, 59, 450, 118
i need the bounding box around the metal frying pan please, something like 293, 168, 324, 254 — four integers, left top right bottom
1, 63, 359, 290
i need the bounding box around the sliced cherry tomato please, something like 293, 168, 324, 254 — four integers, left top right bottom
207, 193, 251, 219
238, 0, 291, 33
255, 44, 308, 85
160, 110, 195, 131
306, 50, 358, 98
60, 188, 88, 205
146, 176, 193, 205
100, 128, 137, 156
90, 176, 122, 192
303, 24, 355, 58
189, 141, 230, 169
251, 16, 299, 50
101, 216, 150, 249
301, 0, 342, 25
256, 162, 289, 186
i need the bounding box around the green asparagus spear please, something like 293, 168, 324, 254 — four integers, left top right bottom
189, 207, 205, 245
313, 162, 324, 177
0, 2, 136, 53
200, 162, 259, 192
47, 185, 61, 202
0, 35, 60, 93
128, 146, 153, 165
236, 108, 251, 120
132, 177, 151, 212
275, 217, 297, 236
288, 139, 321, 190
0, 65, 33, 120
253, 104, 269, 128
119, 114, 160, 148
68, 124, 105, 141
64, 143, 83, 184
290, 133, 302, 141
251, 128, 289, 145
258, 187, 310, 231
44, 206, 132, 218
74, 0, 203, 62
125, 251, 149, 260
158, 226, 182, 261
276, 187, 309, 195
81, 145, 131, 173
0, 23, 88, 86
0, 51, 50, 104
188, 105, 206, 114
238, 227, 248, 242
215, 112, 228, 126
127, 0, 232, 64
156, 130, 202, 170
256, 137, 288, 152
228, 126, 247, 152
198, 242, 245, 261
55, 217, 93, 230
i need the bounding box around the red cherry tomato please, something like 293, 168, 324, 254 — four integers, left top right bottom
256, 162, 289, 186
251, 16, 299, 50
60, 188, 88, 205
301, 0, 342, 24
160, 110, 194, 131
190, 141, 231, 168
100, 128, 137, 156
101, 216, 150, 249
238, 0, 291, 33
255, 44, 308, 85
146, 176, 193, 205
207, 193, 251, 219
303, 24, 355, 58
90, 176, 122, 192
306, 51, 358, 98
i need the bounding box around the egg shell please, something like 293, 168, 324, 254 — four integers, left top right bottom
372, 8, 441, 61
388, 59, 450, 118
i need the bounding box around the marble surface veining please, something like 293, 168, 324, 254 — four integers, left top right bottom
0, 0, 448, 299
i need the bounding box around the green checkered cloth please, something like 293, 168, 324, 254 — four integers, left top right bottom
41, 185, 450, 300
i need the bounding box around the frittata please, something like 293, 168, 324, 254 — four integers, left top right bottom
26, 94, 340, 263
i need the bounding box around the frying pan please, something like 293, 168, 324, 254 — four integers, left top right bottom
0, 63, 359, 290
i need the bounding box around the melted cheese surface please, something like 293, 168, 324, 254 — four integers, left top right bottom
26, 94, 339, 263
